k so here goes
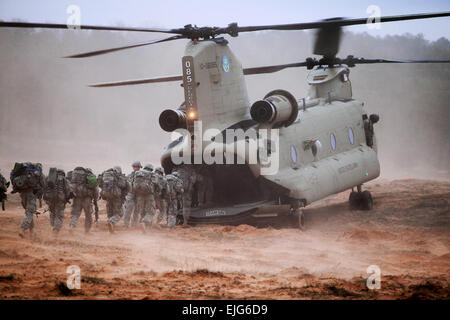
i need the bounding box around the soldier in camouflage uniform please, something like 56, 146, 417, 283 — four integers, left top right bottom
154, 167, 170, 226
176, 164, 197, 227
123, 161, 142, 228
69, 167, 99, 234
10, 163, 45, 239
98, 166, 129, 234
165, 170, 184, 228
43, 169, 72, 235
135, 164, 157, 232
0, 171, 9, 211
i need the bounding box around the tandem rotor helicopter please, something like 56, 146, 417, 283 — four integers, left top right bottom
2, 11, 450, 229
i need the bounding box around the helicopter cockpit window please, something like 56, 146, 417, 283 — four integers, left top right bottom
290, 145, 297, 164
348, 127, 355, 145
330, 133, 336, 150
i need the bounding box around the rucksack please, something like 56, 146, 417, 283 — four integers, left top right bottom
71, 167, 97, 197
132, 170, 152, 195
43, 171, 67, 202
46, 167, 58, 189
99, 169, 122, 200
10, 162, 43, 191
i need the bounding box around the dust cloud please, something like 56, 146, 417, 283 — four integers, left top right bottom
0, 28, 449, 179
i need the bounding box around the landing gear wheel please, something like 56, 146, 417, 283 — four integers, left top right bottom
361, 191, 373, 211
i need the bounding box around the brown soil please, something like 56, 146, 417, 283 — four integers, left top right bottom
0, 179, 449, 299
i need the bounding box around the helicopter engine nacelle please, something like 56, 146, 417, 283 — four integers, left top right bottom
250, 89, 298, 128
159, 109, 187, 132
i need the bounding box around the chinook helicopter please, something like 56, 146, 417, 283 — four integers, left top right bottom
2, 12, 450, 229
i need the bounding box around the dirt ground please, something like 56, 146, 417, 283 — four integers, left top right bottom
0, 178, 449, 300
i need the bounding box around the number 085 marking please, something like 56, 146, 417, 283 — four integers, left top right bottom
185, 61, 192, 83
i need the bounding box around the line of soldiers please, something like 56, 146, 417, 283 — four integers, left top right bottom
1, 160, 214, 238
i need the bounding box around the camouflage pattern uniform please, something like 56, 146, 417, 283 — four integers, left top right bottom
136, 165, 157, 230
69, 168, 98, 233
154, 167, 170, 225
0, 172, 8, 192
165, 171, 184, 228
123, 161, 142, 228
11, 163, 45, 235
44, 169, 72, 233
177, 165, 197, 226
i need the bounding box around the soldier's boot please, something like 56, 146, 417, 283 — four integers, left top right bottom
18, 228, 25, 238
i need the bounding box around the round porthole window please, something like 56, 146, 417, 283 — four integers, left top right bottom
290, 145, 297, 164
348, 127, 354, 145
330, 133, 336, 150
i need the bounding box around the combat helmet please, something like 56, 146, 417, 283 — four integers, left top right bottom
113, 166, 122, 174
143, 163, 154, 171
155, 167, 164, 174
131, 161, 142, 168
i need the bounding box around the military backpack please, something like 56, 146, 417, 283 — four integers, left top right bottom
10, 162, 43, 192
70, 167, 97, 197
132, 169, 152, 195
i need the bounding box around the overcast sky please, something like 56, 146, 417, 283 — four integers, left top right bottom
1, 0, 449, 40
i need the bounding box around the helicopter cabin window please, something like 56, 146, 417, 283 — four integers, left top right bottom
341, 72, 349, 82
348, 127, 355, 145
311, 140, 321, 159
330, 133, 337, 150
290, 145, 297, 164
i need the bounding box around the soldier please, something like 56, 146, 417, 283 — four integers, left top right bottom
153, 167, 170, 226
43, 168, 72, 235
176, 164, 197, 227
133, 165, 156, 232
69, 167, 99, 234
165, 170, 184, 228
98, 166, 129, 234
363, 114, 379, 148
123, 161, 142, 228
0, 170, 10, 211
10, 162, 45, 239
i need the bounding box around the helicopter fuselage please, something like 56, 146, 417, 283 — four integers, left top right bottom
160, 39, 380, 224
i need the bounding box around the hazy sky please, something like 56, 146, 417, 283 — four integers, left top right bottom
1, 0, 449, 40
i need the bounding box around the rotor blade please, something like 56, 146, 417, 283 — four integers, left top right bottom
349, 58, 450, 65
89, 75, 183, 87
0, 21, 179, 34
65, 35, 185, 58
236, 12, 450, 33
243, 62, 308, 75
